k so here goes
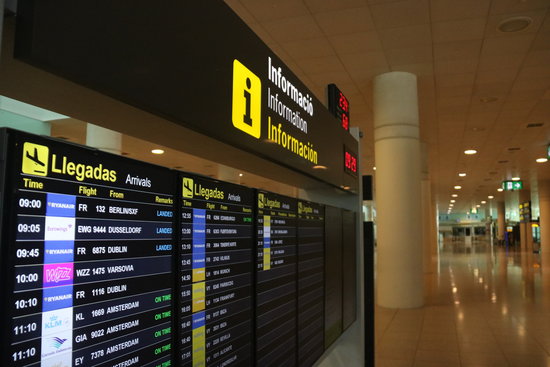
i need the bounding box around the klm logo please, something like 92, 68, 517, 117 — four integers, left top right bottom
232, 59, 261, 139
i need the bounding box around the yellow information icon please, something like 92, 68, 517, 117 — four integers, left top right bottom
182, 177, 194, 198
232, 59, 261, 139
22, 142, 49, 176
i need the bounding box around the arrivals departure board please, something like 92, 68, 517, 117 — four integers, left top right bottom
179, 174, 254, 366
1, 130, 175, 367
297, 201, 324, 367
255, 191, 297, 366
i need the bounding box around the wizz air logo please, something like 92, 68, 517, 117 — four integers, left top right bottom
45, 267, 72, 283
50, 337, 68, 349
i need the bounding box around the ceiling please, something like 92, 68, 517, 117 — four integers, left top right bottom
223, 0, 550, 215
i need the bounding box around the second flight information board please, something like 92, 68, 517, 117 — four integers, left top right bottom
255, 192, 297, 366
3, 130, 175, 367
179, 174, 254, 366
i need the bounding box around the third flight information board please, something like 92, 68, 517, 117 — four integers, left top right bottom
297, 201, 324, 367
179, 174, 254, 366
255, 191, 297, 366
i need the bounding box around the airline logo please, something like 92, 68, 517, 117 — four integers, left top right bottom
40, 354, 72, 367
22, 142, 49, 176
41, 329, 72, 358
43, 263, 74, 287
44, 217, 75, 241
43, 286, 73, 312
46, 194, 76, 217
232, 59, 261, 139
183, 177, 194, 198
44, 241, 75, 264
42, 308, 73, 336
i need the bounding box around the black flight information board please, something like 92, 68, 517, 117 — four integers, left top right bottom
255, 191, 297, 366
297, 201, 324, 367
179, 174, 254, 366
1, 130, 175, 367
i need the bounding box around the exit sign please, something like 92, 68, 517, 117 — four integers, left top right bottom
502, 180, 523, 190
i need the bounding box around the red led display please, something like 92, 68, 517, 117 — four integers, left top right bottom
328, 84, 350, 131
344, 148, 357, 176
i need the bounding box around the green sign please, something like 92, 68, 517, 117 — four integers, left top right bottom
502, 180, 523, 191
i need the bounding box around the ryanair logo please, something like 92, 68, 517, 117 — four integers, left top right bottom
22, 142, 49, 176
182, 177, 194, 198
232, 59, 261, 139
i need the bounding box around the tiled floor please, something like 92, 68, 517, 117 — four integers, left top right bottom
375, 240, 550, 367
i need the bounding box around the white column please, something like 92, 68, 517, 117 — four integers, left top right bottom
540, 180, 550, 264
86, 123, 121, 155
421, 143, 433, 274
374, 72, 423, 308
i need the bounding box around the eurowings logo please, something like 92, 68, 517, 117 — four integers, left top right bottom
22, 142, 49, 176
232, 59, 262, 139
50, 337, 68, 350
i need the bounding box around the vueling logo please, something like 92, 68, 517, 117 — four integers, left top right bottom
232, 59, 261, 139
21, 141, 116, 182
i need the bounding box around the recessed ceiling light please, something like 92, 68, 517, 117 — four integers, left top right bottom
471, 127, 486, 132
450, 200, 456, 203
488, 196, 494, 199
511, 177, 521, 181
498, 16, 532, 33
239, 173, 243, 177
373, 166, 377, 170
151, 149, 164, 154
458, 173, 466, 177
476, 205, 481, 208
536, 158, 548, 163
452, 194, 458, 198
313, 165, 327, 170
449, 204, 454, 207
481, 201, 486, 204
454, 185, 462, 190
497, 188, 504, 192
464, 149, 477, 155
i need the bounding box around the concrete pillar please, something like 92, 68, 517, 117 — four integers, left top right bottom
497, 201, 505, 242
540, 180, 550, 264
421, 143, 433, 274
86, 123, 121, 155
374, 72, 423, 308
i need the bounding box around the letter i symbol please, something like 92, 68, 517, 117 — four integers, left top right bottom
243, 78, 253, 125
